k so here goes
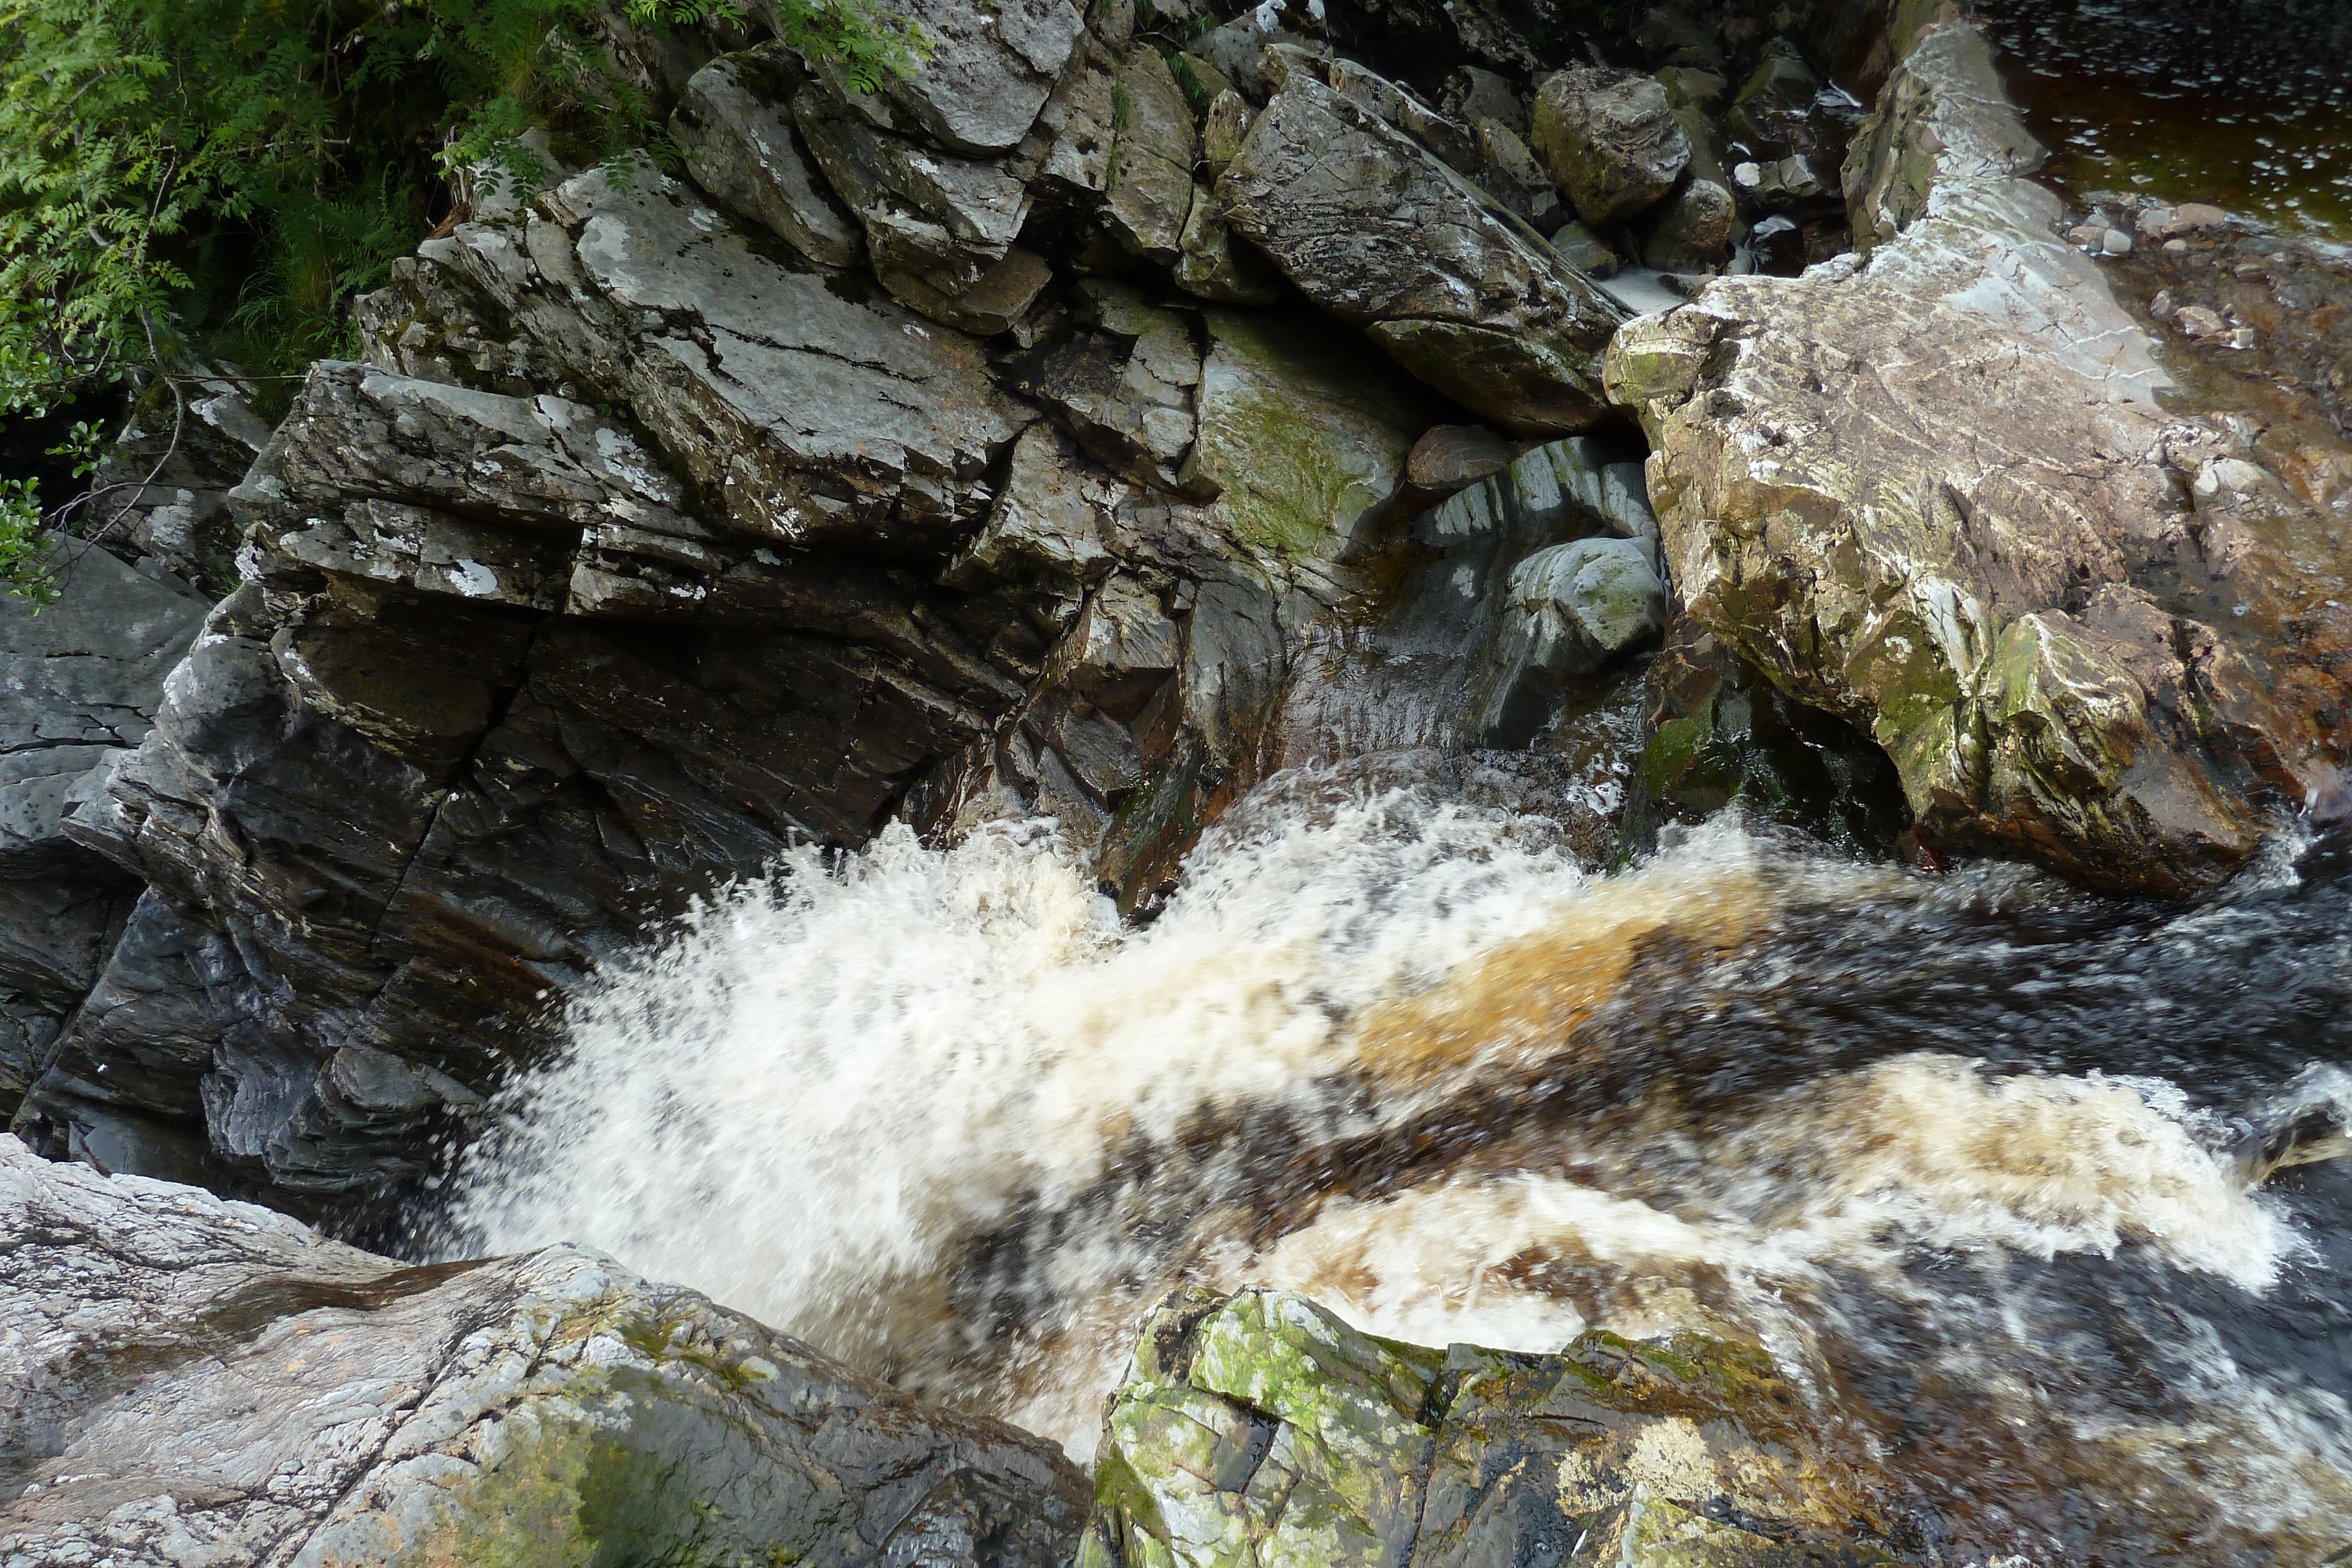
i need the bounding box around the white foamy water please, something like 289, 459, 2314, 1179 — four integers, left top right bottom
449, 779, 2352, 1550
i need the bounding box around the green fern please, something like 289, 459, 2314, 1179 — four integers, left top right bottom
0, 0, 929, 600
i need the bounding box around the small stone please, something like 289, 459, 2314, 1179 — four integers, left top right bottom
1643, 176, 1736, 272
2067, 225, 2103, 252
2224, 327, 2259, 350
1732, 159, 1763, 189
2101, 228, 2132, 256
1548, 220, 1620, 279
2163, 201, 2230, 235
2173, 304, 2227, 339
1407, 424, 1517, 494
2148, 288, 2176, 320
2164, 237, 2190, 252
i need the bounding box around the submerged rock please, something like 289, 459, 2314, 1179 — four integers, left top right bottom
0, 1138, 1088, 1566
1080, 1286, 1899, 1568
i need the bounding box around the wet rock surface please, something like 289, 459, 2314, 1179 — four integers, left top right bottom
8, 24, 1440, 1197
0, 1137, 1087, 1567
0, 544, 208, 1118
1080, 1286, 1899, 1568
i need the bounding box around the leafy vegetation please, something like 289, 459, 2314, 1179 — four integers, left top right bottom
0, 0, 924, 603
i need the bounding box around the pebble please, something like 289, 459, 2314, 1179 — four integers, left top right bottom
2173, 304, 2228, 339
2149, 288, 2177, 320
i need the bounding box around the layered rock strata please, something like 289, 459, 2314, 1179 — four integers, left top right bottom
8, 0, 2341, 1213
11, 12, 1469, 1197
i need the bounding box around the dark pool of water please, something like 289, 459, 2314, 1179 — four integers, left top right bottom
1972, 0, 2352, 242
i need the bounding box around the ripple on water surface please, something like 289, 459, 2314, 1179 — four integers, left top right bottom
1974, 0, 2352, 243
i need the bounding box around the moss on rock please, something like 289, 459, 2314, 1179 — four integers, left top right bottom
1084, 1288, 1907, 1568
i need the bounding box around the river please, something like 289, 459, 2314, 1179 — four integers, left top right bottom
1972, 0, 2352, 246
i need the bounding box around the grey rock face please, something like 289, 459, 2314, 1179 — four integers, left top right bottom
1217, 67, 1627, 434
1006, 284, 1203, 489
0, 541, 208, 872
16, 70, 1445, 1196
1473, 115, 1561, 227
1100, 45, 1200, 265
1414, 436, 1657, 551
873, 0, 1085, 155
0, 1139, 1088, 1567
1641, 175, 1736, 270
1532, 66, 1692, 226
1406, 424, 1516, 497
671, 45, 864, 269
14, 166, 1054, 1192
0, 543, 206, 1118
80, 373, 273, 593
1172, 183, 1282, 304
1491, 534, 1668, 695
1337, 436, 1663, 754
792, 73, 1034, 306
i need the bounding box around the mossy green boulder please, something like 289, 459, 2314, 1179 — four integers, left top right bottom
1079, 1286, 1906, 1568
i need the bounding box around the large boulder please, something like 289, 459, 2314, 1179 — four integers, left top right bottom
1606, 21, 2351, 895
0, 1138, 1088, 1566
1531, 66, 1691, 228
1078, 1287, 1899, 1568
1216, 63, 1627, 436
863, 0, 1085, 157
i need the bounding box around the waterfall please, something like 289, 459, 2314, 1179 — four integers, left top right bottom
446, 772, 2352, 1553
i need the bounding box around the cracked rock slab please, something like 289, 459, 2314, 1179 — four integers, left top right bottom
0, 1139, 1088, 1567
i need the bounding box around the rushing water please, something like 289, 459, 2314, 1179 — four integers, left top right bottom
445, 753, 2352, 1566
1973, 0, 2352, 243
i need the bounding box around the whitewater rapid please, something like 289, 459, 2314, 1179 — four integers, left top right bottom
440, 775, 2352, 1562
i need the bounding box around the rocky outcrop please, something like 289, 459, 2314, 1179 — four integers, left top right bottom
12, 0, 2336, 1217
0, 1136, 1088, 1566
1608, 20, 2351, 895
1077, 1286, 1899, 1568
10, 31, 1438, 1194
1296, 436, 1667, 756
0, 544, 209, 1119
78, 372, 274, 594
